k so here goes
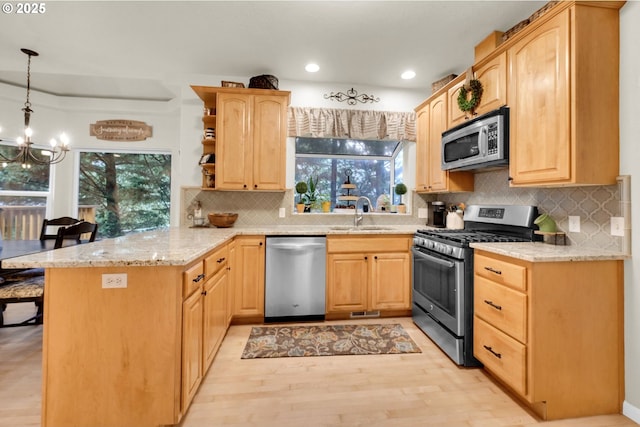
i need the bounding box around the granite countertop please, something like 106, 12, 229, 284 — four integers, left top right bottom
470, 242, 630, 262
2, 224, 419, 269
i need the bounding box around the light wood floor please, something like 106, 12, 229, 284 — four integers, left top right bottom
1, 303, 637, 427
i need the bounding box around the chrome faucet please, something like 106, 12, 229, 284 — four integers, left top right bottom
354, 196, 374, 227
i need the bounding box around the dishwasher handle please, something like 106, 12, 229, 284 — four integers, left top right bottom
269, 243, 326, 251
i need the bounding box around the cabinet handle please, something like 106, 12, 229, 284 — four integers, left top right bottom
484, 300, 502, 311
217, 257, 226, 263
507, 176, 514, 181
484, 266, 502, 275
193, 273, 205, 283
201, 290, 207, 296
483, 345, 502, 359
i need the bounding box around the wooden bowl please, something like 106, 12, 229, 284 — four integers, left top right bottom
207, 213, 238, 228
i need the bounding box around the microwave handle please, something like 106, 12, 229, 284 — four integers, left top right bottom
480, 127, 488, 156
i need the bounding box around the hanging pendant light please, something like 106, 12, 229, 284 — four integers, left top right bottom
0, 48, 70, 169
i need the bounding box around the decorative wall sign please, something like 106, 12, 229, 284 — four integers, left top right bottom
89, 120, 153, 141
324, 88, 380, 105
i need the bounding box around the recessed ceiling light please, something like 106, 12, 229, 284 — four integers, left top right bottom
305, 63, 320, 73
401, 70, 416, 80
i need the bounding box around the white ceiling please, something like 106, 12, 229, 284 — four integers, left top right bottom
0, 1, 546, 101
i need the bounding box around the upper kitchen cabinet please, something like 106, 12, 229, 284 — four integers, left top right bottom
191, 86, 291, 191
506, 2, 622, 187
448, 53, 507, 129
415, 92, 474, 194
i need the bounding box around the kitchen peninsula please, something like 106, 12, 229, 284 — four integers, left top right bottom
4, 225, 417, 427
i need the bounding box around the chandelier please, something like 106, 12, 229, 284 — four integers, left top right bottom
0, 48, 70, 169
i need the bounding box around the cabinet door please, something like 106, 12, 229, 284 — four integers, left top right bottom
181, 289, 203, 411
370, 252, 411, 310
326, 253, 368, 312
508, 10, 570, 185
474, 52, 507, 116
202, 268, 228, 370
447, 76, 467, 128
428, 92, 448, 192
226, 241, 236, 326
216, 93, 253, 189
233, 236, 265, 317
252, 95, 287, 190
415, 105, 430, 192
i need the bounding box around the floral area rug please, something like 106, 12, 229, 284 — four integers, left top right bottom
241, 323, 421, 359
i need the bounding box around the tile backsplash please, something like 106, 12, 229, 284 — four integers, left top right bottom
182, 168, 628, 253
432, 169, 627, 252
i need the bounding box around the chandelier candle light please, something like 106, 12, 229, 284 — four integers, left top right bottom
0, 48, 70, 168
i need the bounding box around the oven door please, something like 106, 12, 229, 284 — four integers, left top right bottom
412, 246, 465, 336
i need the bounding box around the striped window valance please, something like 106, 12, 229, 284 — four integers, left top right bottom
287, 107, 416, 142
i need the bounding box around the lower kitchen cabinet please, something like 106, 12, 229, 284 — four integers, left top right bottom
326, 235, 411, 317
473, 250, 624, 420
181, 243, 230, 412
230, 235, 265, 323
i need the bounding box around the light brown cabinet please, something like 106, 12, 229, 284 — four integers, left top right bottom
181, 244, 230, 411
448, 52, 506, 129
326, 236, 411, 317
230, 235, 265, 322
191, 86, 290, 191
415, 92, 474, 194
473, 250, 624, 420
506, 3, 621, 186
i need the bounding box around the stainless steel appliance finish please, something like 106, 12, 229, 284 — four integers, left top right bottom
441, 106, 509, 171
265, 236, 326, 322
412, 205, 539, 366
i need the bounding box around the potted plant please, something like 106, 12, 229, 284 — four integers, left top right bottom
305, 176, 319, 212
319, 194, 331, 213
395, 182, 408, 214
295, 181, 308, 213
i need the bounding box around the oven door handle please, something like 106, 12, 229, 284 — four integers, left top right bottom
412, 248, 456, 268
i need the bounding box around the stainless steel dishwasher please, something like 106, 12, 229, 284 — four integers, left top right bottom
265, 236, 326, 322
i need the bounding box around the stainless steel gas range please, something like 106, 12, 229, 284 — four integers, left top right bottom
411, 205, 540, 367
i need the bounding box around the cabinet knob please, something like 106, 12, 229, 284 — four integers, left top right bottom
243, 184, 248, 189
374, 256, 378, 260
254, 184, 258, 189
364, 256, 368, 260
507, 176, 514, 181
201, 290, 207, 296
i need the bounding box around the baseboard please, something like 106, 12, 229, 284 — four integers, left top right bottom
623, 400, 640, 424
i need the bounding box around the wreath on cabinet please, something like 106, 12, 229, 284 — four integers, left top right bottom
457, 79, 483, 112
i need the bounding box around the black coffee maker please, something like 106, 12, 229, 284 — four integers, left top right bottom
428, 201, 446, 228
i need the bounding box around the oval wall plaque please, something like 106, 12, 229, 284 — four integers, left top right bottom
89, 120, 153, 141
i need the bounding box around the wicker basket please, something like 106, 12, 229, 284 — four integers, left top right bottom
431, 74, 458, 94
207, 212, 238, 228
248, 75, 279, 90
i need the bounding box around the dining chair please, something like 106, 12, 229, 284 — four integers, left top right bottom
40, 216, 81, 240
0, 221, 97, 327
54, 221, 98, 249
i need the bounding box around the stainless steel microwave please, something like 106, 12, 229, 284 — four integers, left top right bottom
441, 106, 509, 171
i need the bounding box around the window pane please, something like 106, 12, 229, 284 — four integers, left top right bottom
0, 196, 47, 240
296, 137, 400, 157
78, 152, 171, 238
0, 145, 50, 191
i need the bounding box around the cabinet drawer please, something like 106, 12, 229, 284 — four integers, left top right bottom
474, 275, 527, 343
474, 316, 527, 396
183, 261, 205, 297
204, 245, 228, 277
327, 236, 410, 253
475, 253, 527, 291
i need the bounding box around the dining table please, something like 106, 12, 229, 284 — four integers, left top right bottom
0, 239, 57, 273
